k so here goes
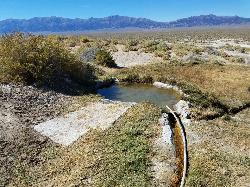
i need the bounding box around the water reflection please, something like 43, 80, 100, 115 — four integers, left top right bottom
98, 84, 180, 108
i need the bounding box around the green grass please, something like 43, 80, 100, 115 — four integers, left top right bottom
172, 43, 204, 57
93, 103, 161, 187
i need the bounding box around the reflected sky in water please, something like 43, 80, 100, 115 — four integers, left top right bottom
98, 84, 180, 108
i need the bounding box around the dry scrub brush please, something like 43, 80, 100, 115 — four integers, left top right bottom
0, 33, 96, 89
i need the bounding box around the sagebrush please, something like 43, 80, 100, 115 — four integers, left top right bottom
0, 33, 96, 88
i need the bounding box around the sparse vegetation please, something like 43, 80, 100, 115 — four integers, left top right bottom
1, 28, 250, 187
124, 39, 140, 51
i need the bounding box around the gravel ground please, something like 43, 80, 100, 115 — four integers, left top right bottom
200, 39, 250, 49
0, 84, 71, 186
112, 45, 161, 67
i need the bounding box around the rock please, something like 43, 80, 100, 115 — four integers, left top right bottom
182, 54, 195, 62
182, 54, 209, 63
174, 100, 191, 126
80, 47, 100, 62
1, 84, 12, 94
175, 100, 190, 118
153, 81, 186, 96
153, 82, 173, 89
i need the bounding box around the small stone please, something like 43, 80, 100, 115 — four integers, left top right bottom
174, 100, 192, 126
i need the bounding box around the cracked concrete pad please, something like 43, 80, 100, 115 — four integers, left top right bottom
151, 113, 175, 186
158, 113, 173, 145
34, 99, 135, 146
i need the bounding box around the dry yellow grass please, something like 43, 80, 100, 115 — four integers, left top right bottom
175, 64, 250, 107
185, 109, 250, 187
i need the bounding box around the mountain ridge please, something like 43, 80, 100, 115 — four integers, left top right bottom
0, 14, 250, 33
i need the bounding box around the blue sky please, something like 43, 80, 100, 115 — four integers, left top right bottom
0, 0, 250, 21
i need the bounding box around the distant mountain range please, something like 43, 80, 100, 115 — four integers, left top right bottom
0, 14, 250, 33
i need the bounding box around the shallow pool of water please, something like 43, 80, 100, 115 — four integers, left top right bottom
97, 84, 180, 108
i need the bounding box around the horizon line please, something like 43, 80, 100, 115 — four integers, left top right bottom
0, 14, 247, 22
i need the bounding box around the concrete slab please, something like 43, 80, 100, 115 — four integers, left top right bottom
34, 99, 135, 146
